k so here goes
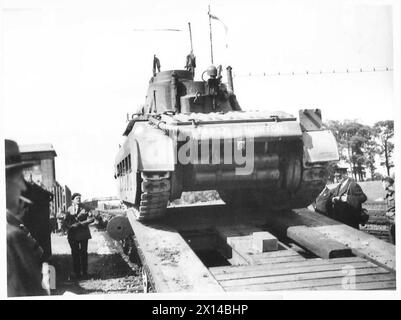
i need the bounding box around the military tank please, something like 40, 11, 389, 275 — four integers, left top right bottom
112, 56, 339, 225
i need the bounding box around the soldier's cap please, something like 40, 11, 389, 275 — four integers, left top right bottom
5, 139, 35, 173
71, 193, 82, 200
382, 176, 394, 185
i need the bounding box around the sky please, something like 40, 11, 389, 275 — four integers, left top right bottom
0, 0, 396, 199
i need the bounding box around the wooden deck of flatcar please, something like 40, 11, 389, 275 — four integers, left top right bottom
210, 257, 395, 291
122, 203, 396, 292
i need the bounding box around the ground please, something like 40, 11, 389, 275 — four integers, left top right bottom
50, 226, 143, 295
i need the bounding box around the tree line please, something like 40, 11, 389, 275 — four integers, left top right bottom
324, 120, 394, 181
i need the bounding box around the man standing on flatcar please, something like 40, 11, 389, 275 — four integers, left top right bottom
64, 193, 94, 280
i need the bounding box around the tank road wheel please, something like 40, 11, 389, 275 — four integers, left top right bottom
132, 172, 171, 221
284, 157, 302, 192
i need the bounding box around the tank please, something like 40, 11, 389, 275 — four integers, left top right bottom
113, 61, 339, 222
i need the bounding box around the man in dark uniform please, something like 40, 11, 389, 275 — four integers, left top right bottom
329, 173, 367, 229
5, 139, 48, 297
65, 193, 94, 280
152, 54, 161, 76
185, 51, 196, 77
382, 176, 395, 244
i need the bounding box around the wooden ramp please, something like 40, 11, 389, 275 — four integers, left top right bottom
210, 257, 396, 291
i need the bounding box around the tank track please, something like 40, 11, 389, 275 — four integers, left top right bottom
133, 172, 171, 221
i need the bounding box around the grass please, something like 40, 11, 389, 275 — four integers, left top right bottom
358, 181, 386, 201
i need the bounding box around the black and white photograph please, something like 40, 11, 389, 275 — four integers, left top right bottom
0, 0, 398, 301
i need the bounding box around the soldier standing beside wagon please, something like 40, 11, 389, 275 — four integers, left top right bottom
382, 176, 395, 244
64, 193, 95, 280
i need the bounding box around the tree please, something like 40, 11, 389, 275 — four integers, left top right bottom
374, 120, 394, 176
325, 120, 376, 181
324, 120, 349, 161
364, 137, 380, 178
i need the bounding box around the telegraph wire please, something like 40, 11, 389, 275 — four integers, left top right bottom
233, 66, 393, 78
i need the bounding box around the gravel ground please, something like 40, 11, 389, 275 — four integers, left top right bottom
50, 227, 143, 295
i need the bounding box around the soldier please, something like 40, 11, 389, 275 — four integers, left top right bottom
382, 176, 395, 244
185, 51, 196, 77
64, 193, 94, 280
152, 54, 161, 76
5, 139, 48, 297
329, 172, 368, 229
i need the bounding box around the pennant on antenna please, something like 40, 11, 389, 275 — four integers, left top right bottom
208, 11, 229, 48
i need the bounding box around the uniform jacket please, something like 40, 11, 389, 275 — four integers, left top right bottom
65, 205, 94, 241
329, 178, 367, 228
385, 186, 395, 220
7, 210, 47, 297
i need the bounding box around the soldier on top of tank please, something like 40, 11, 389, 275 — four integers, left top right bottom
185, 51, 196, 77
64, 193, 95, 280
153, 54, 161, 76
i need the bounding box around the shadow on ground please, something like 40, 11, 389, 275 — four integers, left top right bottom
50, 253, 143, 295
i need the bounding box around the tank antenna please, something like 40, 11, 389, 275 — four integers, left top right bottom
188, 22, 194, 53
208, 5, 214, 64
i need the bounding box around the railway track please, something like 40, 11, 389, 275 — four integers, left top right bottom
98, 203, 396, 293
360, 201, 391, 242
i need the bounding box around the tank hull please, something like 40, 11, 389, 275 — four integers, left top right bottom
115, 110, 338, 218
113, 68, 339, 222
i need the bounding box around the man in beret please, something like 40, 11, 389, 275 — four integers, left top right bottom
64, 192, 94, 280
5, 139, 48, 296
382, 176, 395, 244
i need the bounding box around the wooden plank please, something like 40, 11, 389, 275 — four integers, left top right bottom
225, 273, 396, 291
210, 256, 367, 276
252, 230, 278, 252
215, 234, 249, 266
216, 224, 279, 266
249, 254, 306, 265
126, 210, 224, 292
287, 226, 353, 259
213, 261, 376, 281
306, 281, 396, 291
217, 224, 278, 253
312, 224, 395, 271
228, 245, 249, 266
263, 208, 395, 271
220, 266, 390, 287
247, 249, 302, 259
